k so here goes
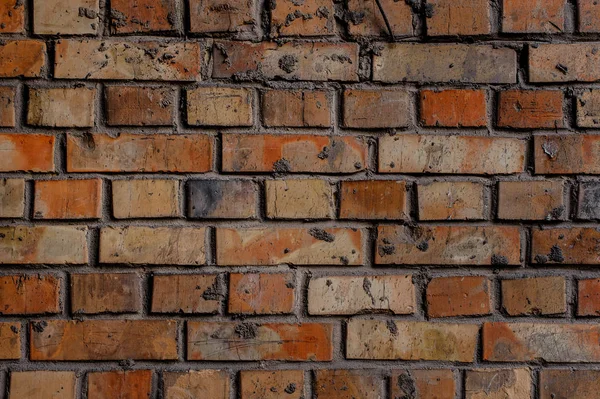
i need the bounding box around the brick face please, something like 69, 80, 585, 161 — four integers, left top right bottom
106, 86, 174, 126
427, 276, 491, 318
420, 89, 487, 127
70, 273, 141, 314
0, 0, 24, 33
34, 179, 102, 219
426, 0, 491, 36
340, 180, 408, 220
9, 371, 76, 399
0, 87, 15, 127
0, 274, 61, 315
262, 90, 330, 127
343, 89, 410, 128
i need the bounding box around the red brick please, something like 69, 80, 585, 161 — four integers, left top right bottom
315, 370, 381, 399
67, 133, 212, 173
70, 273, 141, 314
88, 370, 152, 399
579, 0, 600, 32
0, 178, 25, 218
420, 89, 487, 127
502, 276, 566, 316
534, 135, 600, 174
390, 370, 456, 399
417, 181, 486, 221
106, 86, 174, 126
187, 322, 333, 361
529, 43, 600, 82
532, 228, 600, 264
497, 180, 566, 220
189, 0, 256, 34
503, 0, 565, 33
229, 273, 295, 314
187, 87, 253, 127
376, 225, 521, 265
0, 0, 24, 33
9, 371, 75, 399
498, 90, 564, 129
465, 369, 531, 399
216, 227, 363, 266
271, 0, 335, 36
188, 180, 257, 219
426, 0, 491, 36
343, 89, 410, 128
0, 322, 20, 359
540, 369, 600, 398
222, 134, 367, 173
262, 90, 330, 127
347, 0, 413, 36
110, 0, 178, 33
0, 274, 60, 315
112, 179, 180, 219
33, 0, 99, 35
0, 134, 54, 172
30, 319, 178, 360
578, 279, 600, 316
241, 370, 304, 399
0, 87, 15, 127
340, 180, 408, 220
427, 276, 491, 317
0, 40, 46, 77
164, 370, 230, 399
34, 179, 102, 219
28, 87, 95, 127
151, 274, 220, 314
265, 179, 334, 219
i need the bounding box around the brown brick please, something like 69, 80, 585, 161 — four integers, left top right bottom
0, 178, 25, 218
532, 228, 600, 264
503, 0, 565, 33
271, 0, 335, 36
465, 369, 531, 399
498, 90, 564, 129
0, 87, 15, 127
241, 370, 304, 399
0, 134, 55, 172
265, 179, 334, 219
188, 180, 257, 219
33, 0, 99, 34
580, 182, 600, 219
315, 370, 381, 399
213, 41, 359, 81
187, 322, 333, 361
229, 273, 295, 314
347, 0, 413, 36
0, 226, 88, 264
110, 0, 178, 33
379, 135, 526, 174
374, 44, 517, 83
216, 227, 363, 266
0, 40, 46, 78
0, 274, 60, 315
343, 89, 410, 128
340, 180, 407, 220
151, 274, 220, 314
0, 322, 20, 359
112, 179, 180, 219
376, 225, 521, 265
0, 0, 24, 33
529, 43, 600, 82
308, 275, 415, 315
578, 278, 600, 316
426, 0, 491, 35
106, 86, 174, 126
88, 370, 152, 399
222, 134, 367, 173
497, 180, 566, 220
418, 181, 486, 221
164, 370, 230, 399
502, 276, 566, 316
29, 87, 95, 127
540, 369, 600, 398
9, 371, 75, 399
390, 370, 456, 399
262, 90, 330, 127
67, 133, 212, 173
55, 40, 201, 81
427, 276, 491, 318
100, 226, 206, 265
70, 273, 141, 314
34, 179, 102, 219
420, 89, 487, 127
30, 319, 178, 360
189, 0, 256, 34
579, 0, 600, 32
187, 87, 253, 126
577, 89, 600, 127
347, 320, 478, 362
534, 135, 600, 174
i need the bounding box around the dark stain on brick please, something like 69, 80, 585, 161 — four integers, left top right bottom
309, 228, 335, 242
188, 180, 223, 218
363, 277, 376, 305
386, 320, 398, 336
378, 244, 396, 256
284, 383, 297, 394
31, 320, 47, 333
396, 372, 416, 399
235, 323, 258, 339
202, 279, 222, 301
273, 158, 292, 173
548, 245, 565, 263
278, 54, 298, 73
491, 254, 509, 266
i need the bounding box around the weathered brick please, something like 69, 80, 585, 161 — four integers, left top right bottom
308, 275, 415, 315
427, 276, 491, 318
497, 180, 566, 220
577, 89, 600, 128
151, 274, 220, 314
483, 322, 600, 362
216, 227, 363, 266
347, 320, 478, 362
315, 370, 381, 399
88, 370, 152, 399
112, 179, 180, 219
426, 0, 491, 36
540, 369, 600, 398
376, 225, 521, 265
67, 133, 212, 173
164, 370, 230, 399
0, 134, 54, 172
106, 86, 174, 126
347, 0, 413, 36
578, 278, 600, 316
503, 0, 565, 33
579, 0, 600, 32
189, 0, 256, 34
100, 226, 206, 265
110, 0, 178, 33
34, 179, 102, 219
222, 134, 367, 173
390, 370, 456, 399
0, 0, 24, 33
0, 322, 20, 359
187, 322, 333, 361
0, 40, 46, 77
379, 135, 526, 174
30, 319, 178, 360
213, 41, 359, 81
0, 274, 60, 315
9, 372, 75, 399
0, 87, 15, 127
187, 87, 253, 127
465, 369, 531, 399
532, 228, 600, 264
529, 43, 600, 82
502, 276, 566, 316
498, 90, 564, 129
188, 180, 257, 219
340, 180, 408, 220
0, 226, 88, 264
420, 89, 487, 127
28, 87, 95, 127
229, 273, 295, 314
271, 0, 335, 36
0, 178, 25, 218
262, 90, 330, 127
241, 370, 304, 399
373, 44, 517, 83
55, 40, 201, 81
33, 0, 99, 34
265, 179, 334, 219
418, 181, 486, 221
70, 273, 141, 314
534, 135, 600, 174
343, 89, 410, 128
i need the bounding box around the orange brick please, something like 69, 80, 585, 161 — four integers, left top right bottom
151, 274, 221, 314
0, 0, 24, 33
110, 0, 178, 33
163, 370, 230, 399
502, 276, 566, 316
420, 89, 487, 127
426, 0, 491, 35
578, 279, 600, 316
187, 180, 257, 219
579, 0, 600, 32
34, 179, 102, 219
498, 180, 566, 220
315, 370, 382, 399
106, 86, 174, 126
502, 0, 565, 33
265, 179, 334, 219
498, 90, 564, 129
540, 369, 600, 398
0, 178, 25, 218
9, 371, 75, 399
418, 181, 486, 221
0, 322, 21, 359
189, 0, 256, 34
0, 274, 60, 315
112, 179, 180, 218
262, 90, 330, 127
187, 87, 253, 127
271, 0, 335, 36
340, 180, 408, 220
390, 370, 455, 399
0, 40, 46, 77
343, 89, 410, 128
0, 87, 15, 127
33, 0, 99, 34
88, 370, 152, 399
229, 273, 295, 314
241, 370, 304, 399
534, 135, 600, 174
70, 273, 141, 314
427, 276, 491, 317
532, 228, 600, 264
347, 0, 413, 36
0, 134, 55, 172
466, 369, 531, 399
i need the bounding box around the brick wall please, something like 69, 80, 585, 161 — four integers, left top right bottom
0, 0, 599, 398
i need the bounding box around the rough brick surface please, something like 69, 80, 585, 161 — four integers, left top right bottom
229, 273, 295, 314
0, 0, 24, 33
340, 180, 408, 220
88, 370, 152, 399
417, 181, 486, 220
465, 369, 531, 399
315, 370, 381, 398
265, 179, 334, 219
0, 274, 61, 314
151, 274, 220, 313
390, 370, 456, 399
187, 87, 253, 127
34, 179, 102, 219
501, 276, 566, 316
426, 0, 491, 36
110, 0, 178, 34
540, 369, 600, 398
498, 90, 564, 129
0, 178, 25, 218
163, 370, 230, 399
502, 0, 565, 33
70, 273, 141, 314
241, 370, 304, 398
497, 180, 566, 220
263, 89, 330, 127
420, 89, 487, 127
9, 371, 76, 399
106, 86, 174, 126
347, 0, 413, 37
34, 0, 99, 35
343, 89, 410, 128
0, 87, 15, 127
112, 179, 180, 218
427, 276, 491, 317
578, 278, 600, 316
